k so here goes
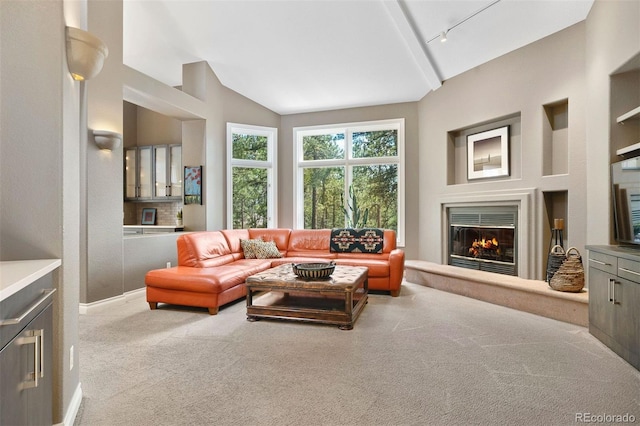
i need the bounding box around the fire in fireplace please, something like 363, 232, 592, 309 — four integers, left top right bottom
448, 207, 517, 276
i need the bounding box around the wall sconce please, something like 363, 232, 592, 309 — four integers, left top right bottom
93, 130, 122, 151
65, 26, 109, 81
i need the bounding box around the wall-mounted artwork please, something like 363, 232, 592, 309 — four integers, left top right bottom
184, 166, 202, 205
467, 126, 510, 180
141, 208, 157, 225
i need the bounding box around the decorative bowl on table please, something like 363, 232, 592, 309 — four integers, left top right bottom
292, 262, 335, 279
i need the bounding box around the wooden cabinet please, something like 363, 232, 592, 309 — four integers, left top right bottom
125, 145, 181, 201
587, 246, 640, 370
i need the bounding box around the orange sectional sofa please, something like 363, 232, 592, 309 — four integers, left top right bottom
145, 228, 405, 314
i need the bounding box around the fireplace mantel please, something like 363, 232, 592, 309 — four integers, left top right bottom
440, 188, 537, 279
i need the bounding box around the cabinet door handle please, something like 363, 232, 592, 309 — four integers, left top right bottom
608, 278, 613, 302
619, 267, 640, 277
590, 259, 611, 266
611, 279, 618, 305
37, 329, 44, 379
18, 329, 42, 389
0, 288, 56, 326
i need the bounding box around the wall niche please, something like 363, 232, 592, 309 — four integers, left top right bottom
542, 99, 569, 176
447, 113, 521, 185
542, 190, 568, 278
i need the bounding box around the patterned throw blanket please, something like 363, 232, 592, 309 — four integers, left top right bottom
330, 228, 384, 254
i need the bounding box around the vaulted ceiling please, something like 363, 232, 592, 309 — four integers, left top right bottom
123, 0, 594, 115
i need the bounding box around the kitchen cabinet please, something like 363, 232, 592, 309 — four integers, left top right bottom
125, 145, 181, 201
125, 146, 153, 200
154, 144, 182, 200
587, 246, 640, 370
0, 259, 59, 425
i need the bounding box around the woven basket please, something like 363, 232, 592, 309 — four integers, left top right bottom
546, 245, 565, 283
549, 247, 585, 292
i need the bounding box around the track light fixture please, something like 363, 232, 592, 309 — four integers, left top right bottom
426, 0, 501, 45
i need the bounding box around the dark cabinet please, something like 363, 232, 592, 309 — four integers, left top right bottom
587, 246, 640, 371
0, 264, 57, 426
0, 303, 53, 425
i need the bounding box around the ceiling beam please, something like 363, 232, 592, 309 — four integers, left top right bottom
383, 0, 442, 91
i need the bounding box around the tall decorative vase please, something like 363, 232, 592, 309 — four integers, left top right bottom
546, 218, 565, 283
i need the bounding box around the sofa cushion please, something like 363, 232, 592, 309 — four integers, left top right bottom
177, 231, 234, 267
330, 228, 384, 254
248, 228, 291, 252
288, 229, 332, 252
146, 261, 271, 294
333, 258, 389, 278
220, 229, 250, 255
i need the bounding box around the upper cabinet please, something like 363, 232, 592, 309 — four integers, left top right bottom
125, 146, 153, 201
154, 144, 182, 200
125, 145, 181, 202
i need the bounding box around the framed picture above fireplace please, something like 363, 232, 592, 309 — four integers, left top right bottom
467, 126, 510, 180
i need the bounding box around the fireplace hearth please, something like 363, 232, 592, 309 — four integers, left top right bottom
448, 206, 517, 276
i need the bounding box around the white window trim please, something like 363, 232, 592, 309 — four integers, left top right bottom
293, 118, 405, 246
226, 123, 278, 229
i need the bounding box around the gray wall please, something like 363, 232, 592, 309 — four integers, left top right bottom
123, 234, 181, 292
417, 22, 588, 279
1, 0, 80, 422
85, 0, 125, 304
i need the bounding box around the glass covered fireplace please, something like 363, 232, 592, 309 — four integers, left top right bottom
448, 206, 518, 276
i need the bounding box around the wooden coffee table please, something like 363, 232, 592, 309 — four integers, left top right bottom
245, 264, 368, 330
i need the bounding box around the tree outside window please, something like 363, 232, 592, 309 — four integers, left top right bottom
295, 120, 404, 244
227, 124, 276, 229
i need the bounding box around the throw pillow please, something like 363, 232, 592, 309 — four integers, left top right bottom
253, 240, 283, 259
240, 238, 262, 259
359, 228, 384, 253
330, 228, 384, 253
330, 228, 359, 253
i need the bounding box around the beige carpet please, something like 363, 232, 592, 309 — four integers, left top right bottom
75, 281, 640, 426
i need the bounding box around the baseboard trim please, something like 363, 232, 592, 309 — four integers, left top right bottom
55, 382, 82, 426
79, 288, 145, 314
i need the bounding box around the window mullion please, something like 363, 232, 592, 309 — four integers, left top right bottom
232, 159, 271, 168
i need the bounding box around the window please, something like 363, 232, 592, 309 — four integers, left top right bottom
294, 119, 404, 245
227, 123, 277, 229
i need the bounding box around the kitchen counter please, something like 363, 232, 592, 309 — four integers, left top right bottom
0, 259, 61, 302
123, 225, 184, 235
